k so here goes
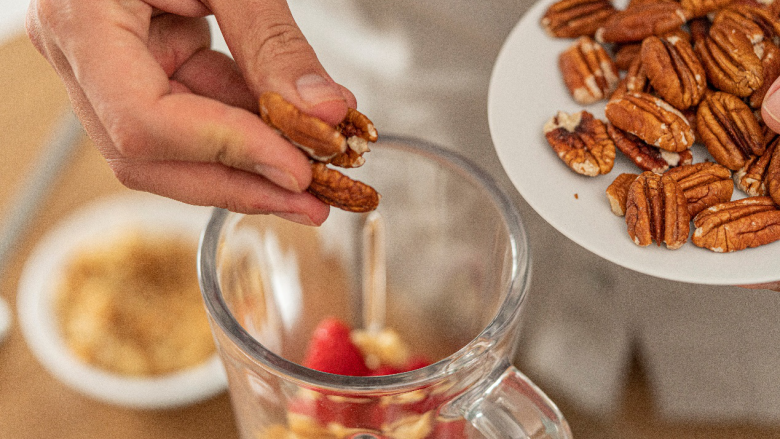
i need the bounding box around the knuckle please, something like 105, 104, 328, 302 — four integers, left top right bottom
108, 160, 144, 191
108, 116, 152, 159
254, 21, 310, 62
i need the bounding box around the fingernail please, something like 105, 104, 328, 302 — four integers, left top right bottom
296, 74, 341, 105
256, 163, 303, 193
272, 211, 317, 226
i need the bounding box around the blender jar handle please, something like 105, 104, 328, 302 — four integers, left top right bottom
464, 363, 573, 439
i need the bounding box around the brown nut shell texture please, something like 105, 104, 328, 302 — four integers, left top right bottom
767, 136, 780, 206
625, 171, 691, 249
695, 22, 764, 97
607, 123, 693, 173
605, 91, 695, 152
748, 40, 780, 109
595, 2, 689, 44
712, 5, 780, 46
680, 0, 737, 19
541, 0, 617, 38
641, 34, 707, 110
329, 108, 379, 168
258, 91, 380, 212
664, 161, 734, 216
611, 55, 652, 100
544, 110, 616, 176
308, 163, 380, 213
692, 196, 780, 252
696, 91, 765, 171
559, 36, 620, 104
734, 134, 778, 196
259, 91, 347, 161
606, 172, 639, 216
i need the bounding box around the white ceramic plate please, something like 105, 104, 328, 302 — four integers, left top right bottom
17, 192, 227, 409
488, 0, 780, 285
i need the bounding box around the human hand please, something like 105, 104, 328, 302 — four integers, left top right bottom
26, 0, 357, 226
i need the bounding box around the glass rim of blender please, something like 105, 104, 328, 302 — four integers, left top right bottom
198, 135, 531, 391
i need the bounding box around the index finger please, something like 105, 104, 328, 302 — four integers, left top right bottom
52, 0, 313, 191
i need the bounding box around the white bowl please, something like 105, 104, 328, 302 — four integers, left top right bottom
17, 192, 228, 409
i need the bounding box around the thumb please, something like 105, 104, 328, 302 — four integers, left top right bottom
206, 0, 355, 125
762, 76, 780, 134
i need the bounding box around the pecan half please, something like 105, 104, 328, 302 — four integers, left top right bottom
328, 108, 378, 168
695, 22, 764, 97
606, 173, 640, 216
713, 4, 780, 45
627, 0, 677, 8
665, 162, 734, 216
607, 123, 693, 173
605, 91, 695, 152
734, 134, 778, 196
259, 92, 381, 212
641, 35, 707, 110
559, 36, 620, 104
308, 162, 380, 213
611, 56, 651, 99
595, 2, 690, 44
681, 0, 737, 18
748, 40, 780, 109
692, 196, 780, 252
767, 135, 780, 205
614, 44, 642, 71
625, 171, 691, 249
259, 91, 347, 161
696, 91, 765, 170
543, 110, 616, 176
541, 0, 617, 38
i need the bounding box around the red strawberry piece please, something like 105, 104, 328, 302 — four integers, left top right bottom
302, 317, 370, 376
426, 419, 468, 439
288, 391, 377, 429
401, 356, 432, 372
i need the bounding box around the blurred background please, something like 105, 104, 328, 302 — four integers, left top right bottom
3, 0, 780, 437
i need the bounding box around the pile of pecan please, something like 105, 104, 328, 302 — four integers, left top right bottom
259, 92, 380, 212
541, 0, 780, 251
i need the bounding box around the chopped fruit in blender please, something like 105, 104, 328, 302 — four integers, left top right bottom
302, 317, 431, 376
302, 318, 371, 376
278, 318, 462, 439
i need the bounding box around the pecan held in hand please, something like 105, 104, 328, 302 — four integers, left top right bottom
259, 91, 347, 162
625, 171, 690, 249
308, 163, 380, 213
258, 91, 380, 212
544, 110, 616, 176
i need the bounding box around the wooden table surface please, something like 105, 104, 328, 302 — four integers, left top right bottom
0, 34, 238, 439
